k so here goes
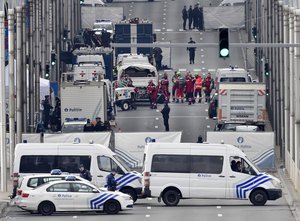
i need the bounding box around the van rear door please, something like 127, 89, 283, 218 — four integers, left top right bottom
189, 148, 226, 198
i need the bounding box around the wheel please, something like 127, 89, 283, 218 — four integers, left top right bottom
38, 201, 55, 216
162, 189, 180, 206
250, 189, 268, 206
121, 101, 130, 111
104, 199, 121, 214
120, 188, 138, 202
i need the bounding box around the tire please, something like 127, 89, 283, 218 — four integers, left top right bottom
38, 201, 55, 216
104, 199, 121, 214
250, 189, 268, 206
120, 188, 138, 202
162, 190, 180, 206
121, 101, 130, 111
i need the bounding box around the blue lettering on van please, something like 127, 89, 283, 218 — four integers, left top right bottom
90, 193, 117, 209
197, 174, 212, 178
115, 172, 140, 190
236, 174, 272, 199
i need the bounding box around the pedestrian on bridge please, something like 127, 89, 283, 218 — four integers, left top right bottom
187, 37, 196, 64
188, 5, 193, 29
161, 101, 170, 131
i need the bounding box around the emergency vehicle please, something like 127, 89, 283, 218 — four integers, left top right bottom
142, 143, 282, 206
18, 178, 133, 215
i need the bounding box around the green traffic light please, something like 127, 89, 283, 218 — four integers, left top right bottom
220, 48, 229, 57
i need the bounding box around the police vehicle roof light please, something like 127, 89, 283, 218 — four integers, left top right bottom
65, 175, 77, 181
50, 169, 62, 175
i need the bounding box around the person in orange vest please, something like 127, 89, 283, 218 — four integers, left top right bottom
194, 73, 204, 103
160, 72, 170, 102
171, 71, 179, 102
185, 72, 195, 105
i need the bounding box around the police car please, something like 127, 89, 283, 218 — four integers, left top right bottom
18, 176, 133, 215
13, 170, 88, 205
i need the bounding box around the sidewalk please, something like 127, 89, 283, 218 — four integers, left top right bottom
0, 180, 12, 218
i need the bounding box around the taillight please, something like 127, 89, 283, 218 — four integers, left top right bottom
22, 193, 30, 198
143, 172, 151, 187
17, 190, 22, 196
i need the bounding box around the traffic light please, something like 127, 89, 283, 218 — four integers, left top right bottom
264, 63, 269, 76
219, 28, 229, 58
51, 52, 56, 66
45, 64, 50, 79
80, 0, 84, 4
63, 29, 69, 41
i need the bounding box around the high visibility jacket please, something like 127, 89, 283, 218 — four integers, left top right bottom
195, 77, 203, 89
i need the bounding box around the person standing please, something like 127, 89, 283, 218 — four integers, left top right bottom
176, 73, 185, 103
187, 37, 196, 64
182, 6, 188, 30
160, 73, 170, 102
42, 95, 53, 129
188, 5, 193, 30
171, 72, 179, 102
185, 73, 195, 105
194, 74, 204, 103
192, 4, 199, 29
198, 6, 204, 31
161, 102, 170, 131
147, 80, 159, 109
79, 164, 92, 181
203, 73, 213, 102
84, 119, 95, 132
94, 117, 106, 131
106, 169, 117, 191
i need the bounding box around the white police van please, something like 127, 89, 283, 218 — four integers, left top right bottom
142, 143, 282, 206
13, 143, 142, 202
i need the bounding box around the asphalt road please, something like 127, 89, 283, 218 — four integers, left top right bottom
2, 197, 295, 221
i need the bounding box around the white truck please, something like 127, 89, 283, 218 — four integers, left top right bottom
116, 54, 158, 102
217, 82, 266, 131
61, 80, 107, 126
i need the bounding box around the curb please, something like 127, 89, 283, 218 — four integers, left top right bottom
277, 168, 300, 221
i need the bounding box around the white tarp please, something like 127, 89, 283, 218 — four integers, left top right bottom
207, 132, 275, 170
22, 134, 41, 143
44, 132, 111, 147
115, 132, 182, 168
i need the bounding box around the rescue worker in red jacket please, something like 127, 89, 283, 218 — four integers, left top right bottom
185, 73, 195, 105
147, 80, 159, 109
160, 72, 170, 102
194, 74, 204, 103
203, 72, 213, 103
176, 73, 185, 103
171, 72, 179, 102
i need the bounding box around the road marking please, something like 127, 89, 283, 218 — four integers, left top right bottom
206, 117, 209, 120
155, 126, 158, 128
163, 13, 166, 15
147, 197, 153, 200
164, 8, 167, 11
179, 29, 184, 31
201, 61, 205, 63
167, 29, 173, 31
147, 206, 152, 209
156, 109, 160, 112
217, 206, 221, 209
163, 17, 166, 20
201, 55, 204, 57
200, 38, 203, 40
162, 27, 166, 30
73, 216, 78, 219
129, 14, 132, 16
205, 109, 208, 112
202, 67, 206, 70
162, 32, 165, 35
200, 32, 203, 35
218, 214, 223, 217
130, 5, 133, 7
155, 117, 159, 120
163, 22, 166, 25
208, 69, 216, 72
162, 38, 165, 40
201, 49, 204, 51
207, 125, 211, 128
146, 214, 151, 218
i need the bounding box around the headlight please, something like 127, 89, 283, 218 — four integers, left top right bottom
271, 179, 282, 188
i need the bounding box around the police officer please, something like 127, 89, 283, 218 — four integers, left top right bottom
106, 169, 117, 191
94, 117, 106, 131
161, 102, 170, 131
187, 37, 196, 64
188, 5, 193, 30
79, 164, 92, 181
182, 6, 188, 30
83, 119, 95, 132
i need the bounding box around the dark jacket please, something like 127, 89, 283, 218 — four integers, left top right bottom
94, 121, 106, 131
80, 169, 92, 181
106, 173, 117, 191
182, 8, 188, 20
161, 104, 170, 119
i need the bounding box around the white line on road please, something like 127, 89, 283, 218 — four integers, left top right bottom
155, 117, 159, 120
164, 8, 167, 11
146, 214, 151, 218
167, 29, 173, 31
218, 214, 223, 217
156, 109, 160, 112
163, 13, 166, 15
129, 14, 132, 16
201, 55, 204, 57
147, 197, 153, 200
162, 38, 165, 40
205, 109, 208, 112
200, 38, 203, 40
206, 117, 209, 120
201, 61, 205, 63
155, 126, 158, 128
202, 67, 206, 70
154, 29, 161, 32
147, 206, 152, 209
217, 206, 221, 209
163, 22, 166, 25
201, 49, 204, 51
73, 216, 78, 219
207, 125, 211, 128
162, 32, 165, 35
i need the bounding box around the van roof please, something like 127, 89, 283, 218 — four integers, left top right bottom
145, 143, 246, 156
216, 68, 248, 76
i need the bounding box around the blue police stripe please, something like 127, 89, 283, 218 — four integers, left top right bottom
91, 193, 116, 209
115, 173, 130, 182
97, 195, 117, 209
116, 176, 140, 190
236, 174, 264, 198
242, 177, 272, 198
238, 175, 269, 199
117, 174, 137, 186
90, 193, 108, 209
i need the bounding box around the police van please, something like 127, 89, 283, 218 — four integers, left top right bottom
13, 143, 142, 202
142, 143, 282, 206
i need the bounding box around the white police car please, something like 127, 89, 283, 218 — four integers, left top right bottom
18, 177, 133, 215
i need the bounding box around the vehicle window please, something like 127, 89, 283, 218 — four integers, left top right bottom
19, 155, 91, 173
47, 183, 71, 192
97, 156, 123, 173
41, 177, 64, 185
72, 183, 94, 193
230, 156, 257, 175
114, 155, 131, 172
27, 178, 39, 188
220, 77, 246, 82
191, 156, 224, 174
62, 124, 85, 133
151, 155, 190, 173
18, 177, 24, 188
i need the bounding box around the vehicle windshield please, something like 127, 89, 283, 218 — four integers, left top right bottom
114, 155, 132, 171
62, 124, 85, 133
93, 24, 113, 31
245, 156, 261, 173
220, 77, 246, 82
123, 67, 156, 78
